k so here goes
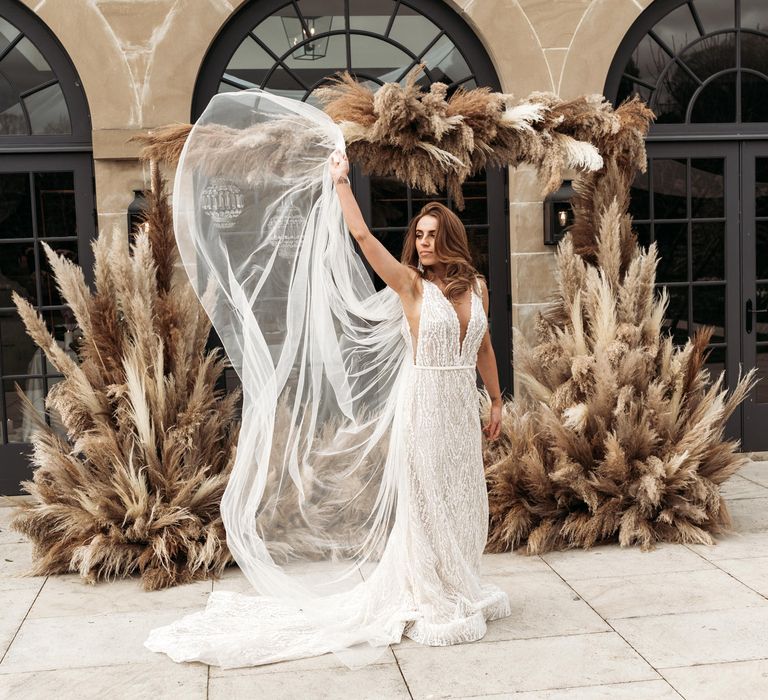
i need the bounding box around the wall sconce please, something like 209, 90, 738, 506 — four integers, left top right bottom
543, 180, 575, 246
127, 189, 148, 243
281, 16, 332, 60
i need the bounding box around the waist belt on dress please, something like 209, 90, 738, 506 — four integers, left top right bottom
413, 364, 475, 371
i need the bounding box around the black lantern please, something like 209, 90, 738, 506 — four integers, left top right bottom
543, 180, 575, 246
127, 189, 148, 243
281, 16, 332, 60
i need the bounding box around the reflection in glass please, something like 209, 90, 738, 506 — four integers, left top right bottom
39, 240, 77, 306
663, 285, 689, 344
758, 284, 768, 341
252, 8, 302, 58
349, 35, 411, 83
226, 36, 274, 87
630, 167, 650, 219
691, 158, 724, 217
655, 223, 688, 283
5, 378, 42, 443
693, 285, 726, 342
284, 33, 345, 72
690, 72, 737, 122
705, 345, 726, 385
26, 83, 71, 135
653, 159, 687, 219
348, 0, 395, 34
371, 176, 408, 228
0, 173, 32, 240
692, 222, 724, 281
263, 65, 306, 100
756, 158, 768, 216
740, 32, 768, 74
388, 6, 440, 55
625, 34, 668, 85
634, 223, 651, 250
0, 37, 53, 94
741, 0, 768, 32
652, 3, 701, 52
422, 35, 470, 85
694, 1, 735, 34
35, 172, 76, 238
758, 345, 768, 403
0, 242, 36, 307
741, 73, 768, 122
0, 313, 37, 376
0, 72, 25, 135
654, 63, 699, 123
679, 32, 736, 82
0, 17, 20, 51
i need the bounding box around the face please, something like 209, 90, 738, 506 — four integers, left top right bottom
415, 215, 439, 267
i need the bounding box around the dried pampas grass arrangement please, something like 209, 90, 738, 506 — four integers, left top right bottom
135, 69, 650, 209
10, 167, 240, 590
482, 160, 757, 555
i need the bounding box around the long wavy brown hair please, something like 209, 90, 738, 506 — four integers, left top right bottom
400, 202, 483, 301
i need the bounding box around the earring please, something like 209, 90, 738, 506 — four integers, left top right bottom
417, 260, 424, 272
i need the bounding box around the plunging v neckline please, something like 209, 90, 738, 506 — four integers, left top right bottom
422, 278, 474, 358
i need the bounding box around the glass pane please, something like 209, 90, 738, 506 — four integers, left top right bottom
690, 72, 737, 123
634, 223, 651, 250
695, 1, 735, 33
705, 345, 726, 384
0, 37, 53, 94
35, 172, 76, 238
0, 70, 25, 133
1, 313, 37, 376
616, 77, 652, 106
652, 3, 701, 52
262, 65, 306, 100
692, 222, 724, 281
422, 35, 470, 85
25, 83, 70, 135
217, 81, 240, 94
758, 284, 768, 341
371, 229, 406, 290
758, 221, 768, 280
691, 158, 724, 217
0, 17, 20, 52
388, 6, 440, 56
757, 158, 768, 216
466, 226, 488, 279
654, 62, 699, 123
5, 378, 43, 443
693, 285, 726, 341
663, 285, 689, 344
624, 34, 669, 85
0, 241, 37, 307
226, 36, 274, 87
741, 0, 768, 31
741, 32, 768, 74
0, 173, 32, 240
39, 240, 78, 306
630, 167, 650, 219
655, 223, 688, 283
371, 176, 408, 228
252, 6, 302, 59
460, 177, 488, 226
349, 35, 411, 82
679, 32, 736, 82
757, 345, 768, 403
653, 158, 687, 219
349, 0, 396, 34
741, 73, 768, 122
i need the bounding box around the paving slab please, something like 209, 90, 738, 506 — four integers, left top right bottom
568, 568, 767, 619
661, 658, 768, 700
0, 542, 46, 593
541, 542, 715, 581
687, 531, 768, 561
456, 679, 680, 699
711, 556, 768, 598
720, 474, 768, 500
27, 573, 212, 619
394, 632, 658, 699
739, 461, 768, 487
0, 607, 205, 674
727, 497, 768, 532
0, 509, 26, 546
0, 661, 207, 700
610, 606, 768, 669
208, 662, 410, 700
480, 552, 550, 576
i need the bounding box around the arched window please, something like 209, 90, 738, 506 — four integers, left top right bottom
0, 2, 93, 494
605, 0, 768, 450
194, 0, 512, 392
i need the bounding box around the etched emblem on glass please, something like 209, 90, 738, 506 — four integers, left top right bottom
201, 178, 244, 229
267, 205, 305, 258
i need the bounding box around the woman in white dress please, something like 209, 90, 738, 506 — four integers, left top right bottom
145, 89, 511, 669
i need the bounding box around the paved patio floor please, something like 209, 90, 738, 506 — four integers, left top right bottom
2, 460, 768, 699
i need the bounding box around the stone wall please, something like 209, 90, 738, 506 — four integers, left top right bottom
21, 0, 654, 391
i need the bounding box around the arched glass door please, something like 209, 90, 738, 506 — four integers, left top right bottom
0, 3, 94, 495
606, 0, 768, 450
193, 0, 511, 392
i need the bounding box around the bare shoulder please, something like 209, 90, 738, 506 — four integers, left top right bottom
395, 266, 422, 301
475, 276, 489, 311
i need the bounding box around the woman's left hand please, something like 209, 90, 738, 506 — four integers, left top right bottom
483, 401, 502, 441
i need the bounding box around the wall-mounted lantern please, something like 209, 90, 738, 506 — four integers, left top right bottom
543, 180, 575, 246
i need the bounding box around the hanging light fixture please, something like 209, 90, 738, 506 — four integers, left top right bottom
281, 15, 332, 60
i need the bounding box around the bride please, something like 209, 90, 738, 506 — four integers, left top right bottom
145, 88, 511, 669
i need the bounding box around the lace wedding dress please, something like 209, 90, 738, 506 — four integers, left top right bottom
144, 88, 510, 669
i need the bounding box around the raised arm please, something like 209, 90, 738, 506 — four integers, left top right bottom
329, 151, 416, 295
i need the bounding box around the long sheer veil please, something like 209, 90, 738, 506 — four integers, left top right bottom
152, 88, 414, 666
